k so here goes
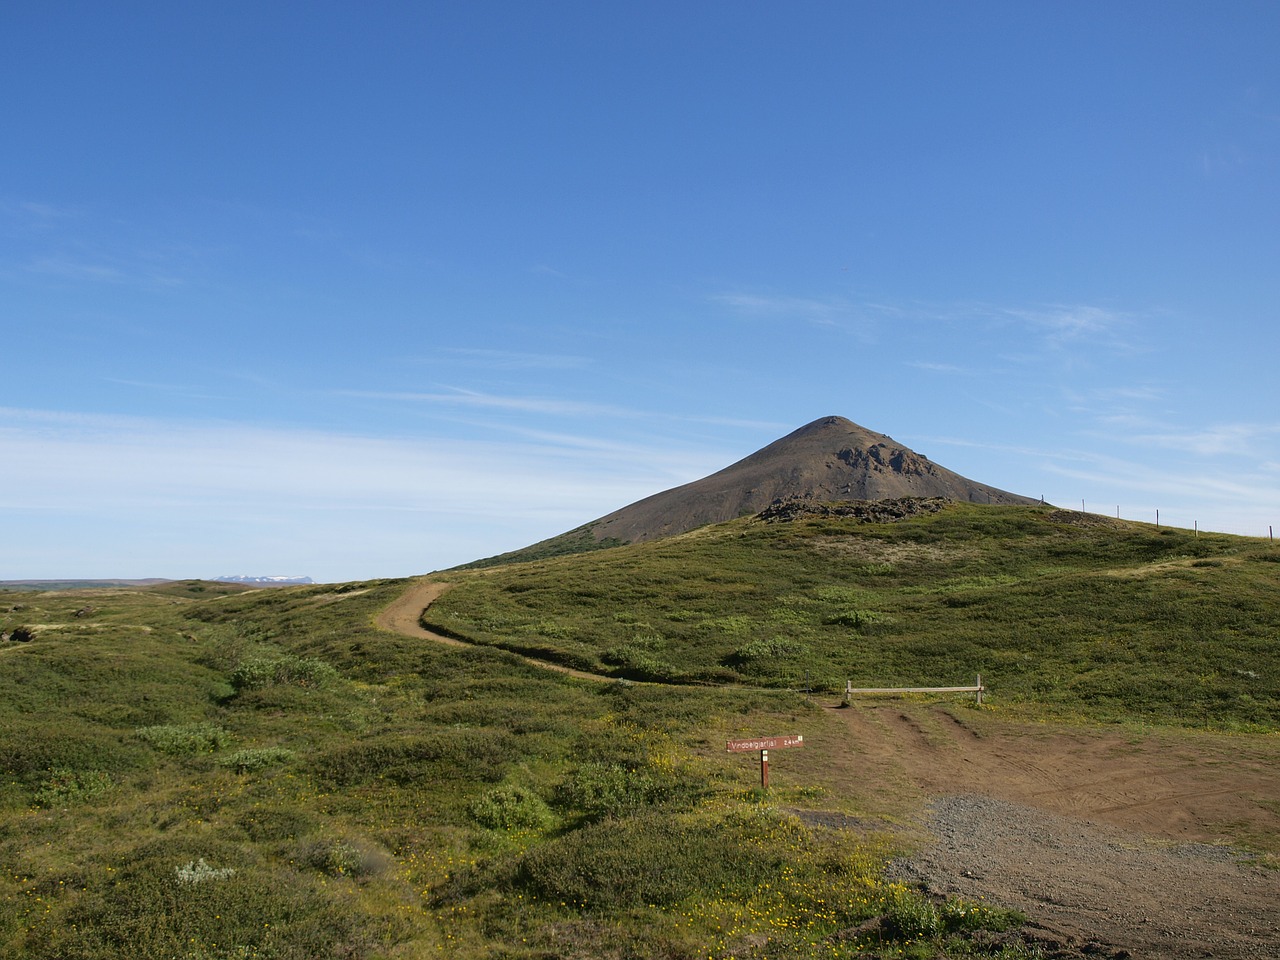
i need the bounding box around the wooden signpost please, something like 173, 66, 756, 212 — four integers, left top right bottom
726, 734, 803, 789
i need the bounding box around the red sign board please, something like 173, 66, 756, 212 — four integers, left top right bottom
726, 734, 804, 753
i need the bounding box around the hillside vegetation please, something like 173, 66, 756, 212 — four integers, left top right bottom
428, 502, 1280, 730
2, 503, 1276, 959
2, 573, 1033, 960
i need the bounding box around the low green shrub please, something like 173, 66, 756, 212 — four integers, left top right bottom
317, 728, 517, 787
824, 609, 885, 629
173, 857, 236, 885
0, 728, 143, 781
230, 654, 339, 692
35, 848, 379, 960
469, 784, 554, 831
34, 767, 112, 807
237, 807, 313, 842
511, 806, 876, 914
217, 746, 295, 773
136, 722, 233, 755
554, 762, 654, 821
880, 883, 941, 939
299, 838, 390, 878
940, 896, 1025, 934
724, 636, 807, 666
600, 643, 679, 681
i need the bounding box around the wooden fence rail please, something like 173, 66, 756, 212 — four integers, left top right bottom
844, 675, 985, 705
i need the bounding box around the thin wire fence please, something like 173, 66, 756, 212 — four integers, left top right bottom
1042, 497, 1275, 541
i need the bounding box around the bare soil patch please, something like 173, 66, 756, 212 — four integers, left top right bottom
373, 579, 462, 643
828, 703, 1280, 959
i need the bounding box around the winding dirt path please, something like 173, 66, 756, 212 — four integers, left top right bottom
373, 578, 609, 682
373, 579, 467, 645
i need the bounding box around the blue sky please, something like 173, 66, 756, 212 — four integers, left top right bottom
3, 2, 1278, 582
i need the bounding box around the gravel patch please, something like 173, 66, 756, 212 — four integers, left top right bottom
891, 794, 1280, 959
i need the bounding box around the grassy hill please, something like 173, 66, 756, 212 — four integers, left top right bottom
428, 501, 1280, 730
1, 503, 1276, 959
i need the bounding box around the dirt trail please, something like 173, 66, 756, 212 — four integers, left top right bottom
375, 580, 1280, 958
374, 578, 609, 682
374, 579, 465, 644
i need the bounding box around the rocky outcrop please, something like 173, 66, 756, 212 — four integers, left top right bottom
757, 496, 949, 524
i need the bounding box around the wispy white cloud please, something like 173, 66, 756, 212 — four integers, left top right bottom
435, 348, 593, 371
335, 385, 787, 439
21, 250, 186, 289
23, 256, 128, 284
912, 433, 1096, 464
676, 414, 789, 433
338, 386, 631, 418
712, 291, 1142, 356
1028, 304, 1118, 337
4, 197, 193, 288
1090, 384, 1167, 404
906, 360, 969, 374
983, 303, 1140, 352
1094, 412, 1163, 430
710, 292, 857, 327
914, 424, 1280, 536
1060, 382, 1171, 426
1128, 422, 1280, 458
1198, 85, 1280, 178
10, 200, 80, 222
101, 377, 236, 402
1037, 450, 1280, 536
0, 406, 729, 580
527, 263, 580, 281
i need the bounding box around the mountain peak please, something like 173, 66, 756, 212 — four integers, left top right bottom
464, 416, 1038, 567
794, 414, 862, 433
781, 415, 878, 439
589, 416, 1035, 545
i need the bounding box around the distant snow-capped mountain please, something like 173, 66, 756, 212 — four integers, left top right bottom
214, 575, 314, 586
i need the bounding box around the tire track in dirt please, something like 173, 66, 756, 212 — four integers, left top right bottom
859, 702, 1279, 841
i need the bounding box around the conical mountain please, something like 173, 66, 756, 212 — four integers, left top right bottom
462, 416, 1038, 568
590, 415, 1037, 545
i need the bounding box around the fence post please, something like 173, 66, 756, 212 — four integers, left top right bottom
976, 673, 983, 706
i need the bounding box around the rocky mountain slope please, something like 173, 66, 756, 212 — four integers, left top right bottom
464, 415, 1038, 567
589, 415, 1037, 545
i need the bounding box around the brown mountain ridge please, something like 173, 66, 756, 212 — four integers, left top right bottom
462, 415, 1039, 568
